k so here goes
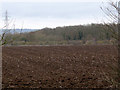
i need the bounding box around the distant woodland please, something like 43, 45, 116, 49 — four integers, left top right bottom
4, 24, 117, 45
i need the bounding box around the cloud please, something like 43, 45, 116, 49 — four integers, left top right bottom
7, 17, 107, 29
2, 0, 106, 3
2, 2, 103, 18
1, 1, 109, 29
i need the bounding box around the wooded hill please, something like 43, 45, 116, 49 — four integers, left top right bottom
5, 24, 117, 45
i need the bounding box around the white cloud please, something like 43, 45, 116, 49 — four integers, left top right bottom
4, 17, 107, 29
1, 0, 110, 3
0, 0, 116, 29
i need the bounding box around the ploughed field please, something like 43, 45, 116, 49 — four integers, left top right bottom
2, 45, 118, 88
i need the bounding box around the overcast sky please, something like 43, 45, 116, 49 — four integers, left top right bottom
0, 0, 117, 29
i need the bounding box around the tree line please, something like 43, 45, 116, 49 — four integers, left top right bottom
4, 24, 116, 45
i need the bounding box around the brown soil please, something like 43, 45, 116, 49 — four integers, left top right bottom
2, 45, 118, 88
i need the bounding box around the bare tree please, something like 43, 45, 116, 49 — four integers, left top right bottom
0, 10, 9, 45
101, 1, 119, 44
101, 1, 120, 88
0, 10, 22, 45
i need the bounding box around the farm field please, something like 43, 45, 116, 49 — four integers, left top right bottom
2, 45, 118, 88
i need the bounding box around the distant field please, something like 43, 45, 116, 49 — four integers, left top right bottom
2, 45, 118, 88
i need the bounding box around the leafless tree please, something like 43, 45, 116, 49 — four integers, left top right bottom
0, 10, 23, 45
0, 11, 8, 45
101, 1, 119, 44
101, 1, 120, 88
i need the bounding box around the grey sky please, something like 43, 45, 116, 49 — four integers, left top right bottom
1, 1, 109, 29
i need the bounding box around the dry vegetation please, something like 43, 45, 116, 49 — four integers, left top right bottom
2, 45, 118, 88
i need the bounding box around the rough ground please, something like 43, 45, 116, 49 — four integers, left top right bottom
2, 45, 118, 88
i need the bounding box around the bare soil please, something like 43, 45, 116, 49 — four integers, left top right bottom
2, 45, 118, 88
